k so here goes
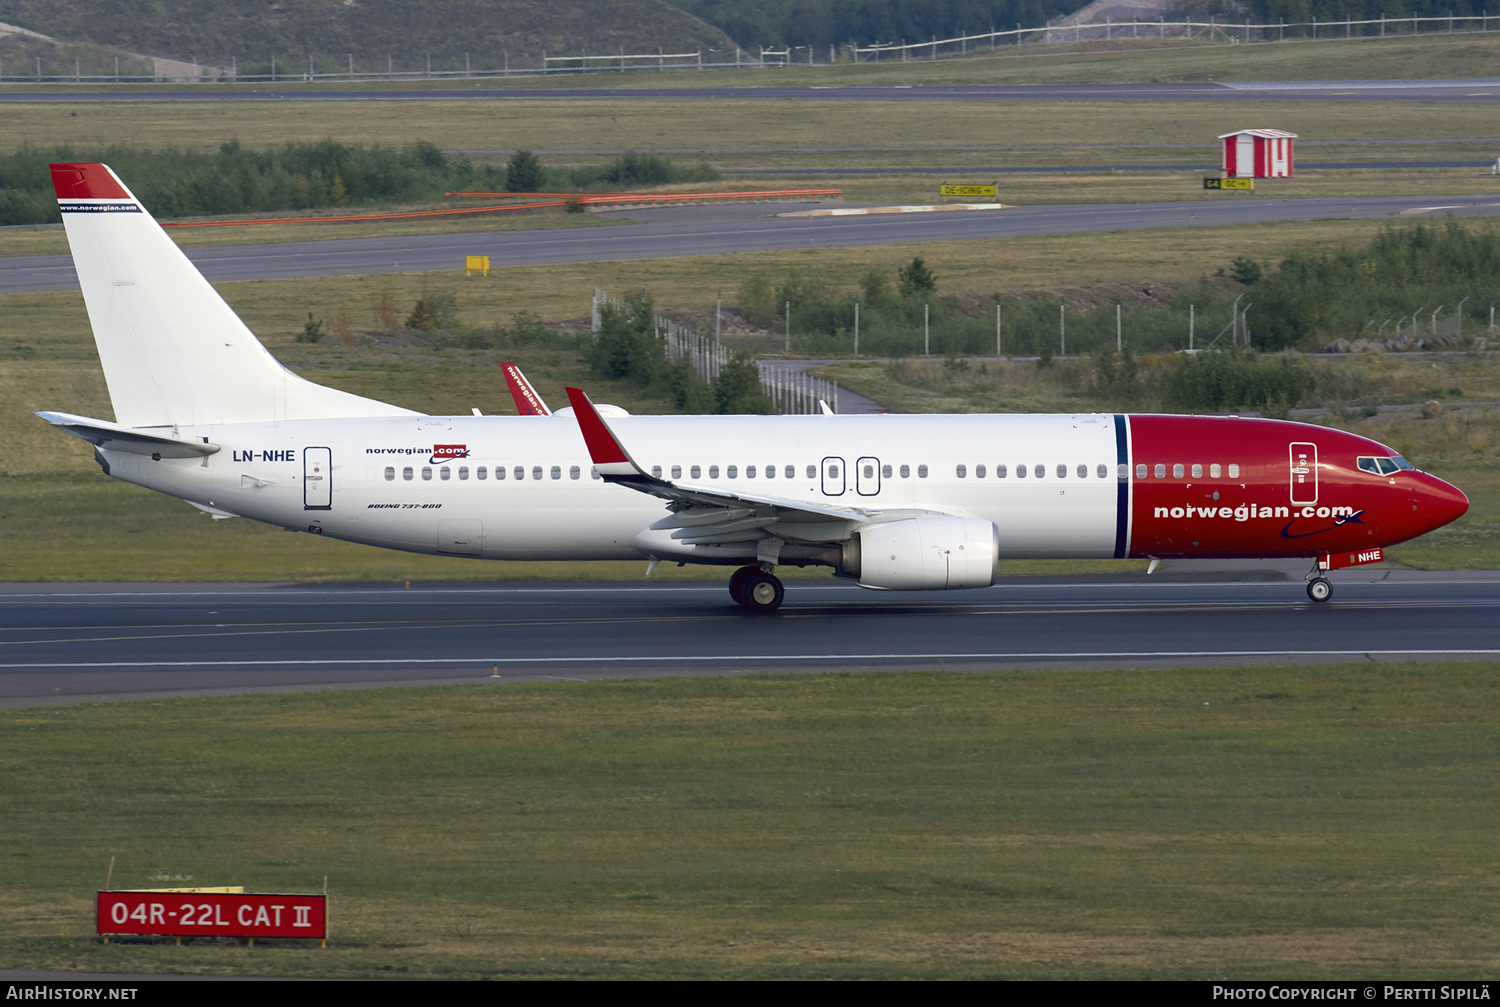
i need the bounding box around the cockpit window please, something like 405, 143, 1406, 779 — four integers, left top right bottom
1359, 455, 1414, 475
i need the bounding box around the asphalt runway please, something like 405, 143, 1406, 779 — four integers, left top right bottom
9, 195, 1500, 294
3, 570, 1498, 707
4, 79, 1500, 103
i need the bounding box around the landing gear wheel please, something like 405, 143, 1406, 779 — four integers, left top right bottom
736, 571, 785, 613
728, 565, 759, 606
1306, 577, 1333, 603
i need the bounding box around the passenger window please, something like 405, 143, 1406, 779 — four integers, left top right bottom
422, 467, 433, 481
709, 465, 720, 479
1137, 464, 1147, 479
956, 464, 967, 478
550, 466, 561, 480
495, 466, 506, 480
672, 465, 682, 479
1079, 464, 1088, 479
786, 465, 796, 479
997, 465, 1007, 478
918, 464, 928, 478
591, 467, 600, 480
1228, 464, 1240, 478
459, 466, 469, 480
1210, 463, 1221, 478
1154, 463, 1165, 479
478, 466, 488, 480
515, 466, 524, 480
728, 465, 738, 479
651, 465, 662, 478
1057, 464, 1066, 478
384, 467, 395, 481
828, 464, 839, 478
863, 464, 874, 478
1017, 464, 1027, 479
882, 464, 892, 478
402, 466, 413, 481
976, 464, 986, 478
806, 465, 815, 479
691, 465, 701, 479
1173, 463, 1185, 479
764, 464, 774, 479
747, 465, 756, 478
440, 467, 452, 481
900, 465, 910, 478
1191, 464, 1202, 478
569, 465, 580, 480
1096, 464, 1107, 479
1034, 464, 1045, 479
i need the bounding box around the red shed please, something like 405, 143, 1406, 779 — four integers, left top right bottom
1219, 128, 1297, 178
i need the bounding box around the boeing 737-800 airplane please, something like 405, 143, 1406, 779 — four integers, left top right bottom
37, 163, 1469, 612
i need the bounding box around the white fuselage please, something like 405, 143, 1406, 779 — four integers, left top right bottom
109, 413, 1125, 562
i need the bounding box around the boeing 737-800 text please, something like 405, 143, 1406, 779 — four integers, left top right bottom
38, 163, 1468, 612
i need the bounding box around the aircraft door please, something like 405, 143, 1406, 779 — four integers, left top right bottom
821, 456, 845, 496
856, 456, 881, 496
1289, 442, 1317, 505
303, 446, 332, 509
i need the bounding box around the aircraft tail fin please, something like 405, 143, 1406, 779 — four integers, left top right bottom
51, 163, 418, 428
501, 362, 552, 415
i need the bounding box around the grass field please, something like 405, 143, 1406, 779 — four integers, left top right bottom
7, 97, 1500, 159
6, 31, 1500, 91
3, 666, 1497, 979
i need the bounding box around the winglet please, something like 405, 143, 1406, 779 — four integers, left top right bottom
565, 387, 649, 480
501, 362, 551, 416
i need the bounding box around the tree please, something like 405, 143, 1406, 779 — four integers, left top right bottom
1229, 256, 1263, 285
587, 290, 663, 383
713, 350, 774, 414
505, 150, 544, 193
296, 311, 324, 343
898, 256, 937, 298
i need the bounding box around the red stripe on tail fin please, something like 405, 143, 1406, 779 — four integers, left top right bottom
50, 163, 131, 200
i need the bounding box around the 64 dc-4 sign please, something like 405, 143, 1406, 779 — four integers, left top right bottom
98, 891, 326, 939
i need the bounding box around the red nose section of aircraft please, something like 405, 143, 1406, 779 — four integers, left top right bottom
1413, 471, 1470, 531
1125, 415, 1468, 559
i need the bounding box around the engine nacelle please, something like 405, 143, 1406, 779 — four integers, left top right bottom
853, 516, 998, 590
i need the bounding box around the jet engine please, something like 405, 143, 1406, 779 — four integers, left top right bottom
849, 516, 999, 590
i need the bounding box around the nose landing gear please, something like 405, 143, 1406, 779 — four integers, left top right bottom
1304, 559, 1333, 603
729, 564, 785, 613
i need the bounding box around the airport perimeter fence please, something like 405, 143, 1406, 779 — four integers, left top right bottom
6, 14, 1497, 83
590, 289, 840, 414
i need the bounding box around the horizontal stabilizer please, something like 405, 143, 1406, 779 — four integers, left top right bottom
36, 411, 220, 458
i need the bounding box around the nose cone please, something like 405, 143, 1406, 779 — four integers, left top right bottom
1419, 472, 1469, 530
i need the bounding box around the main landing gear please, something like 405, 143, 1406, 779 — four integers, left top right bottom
1305, 560, 1333, 603
729, 564, 785, 613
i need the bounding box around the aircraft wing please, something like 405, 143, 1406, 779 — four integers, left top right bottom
564, 387, 875, 546
501, 362, 551, 416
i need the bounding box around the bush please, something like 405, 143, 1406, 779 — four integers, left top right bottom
505, 150, 545, 193
1161, 350, 1316, 414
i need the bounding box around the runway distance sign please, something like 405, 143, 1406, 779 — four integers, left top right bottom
97, 891, 326, 938
940, 184, 998, 197
1204, 177, 1254, 190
